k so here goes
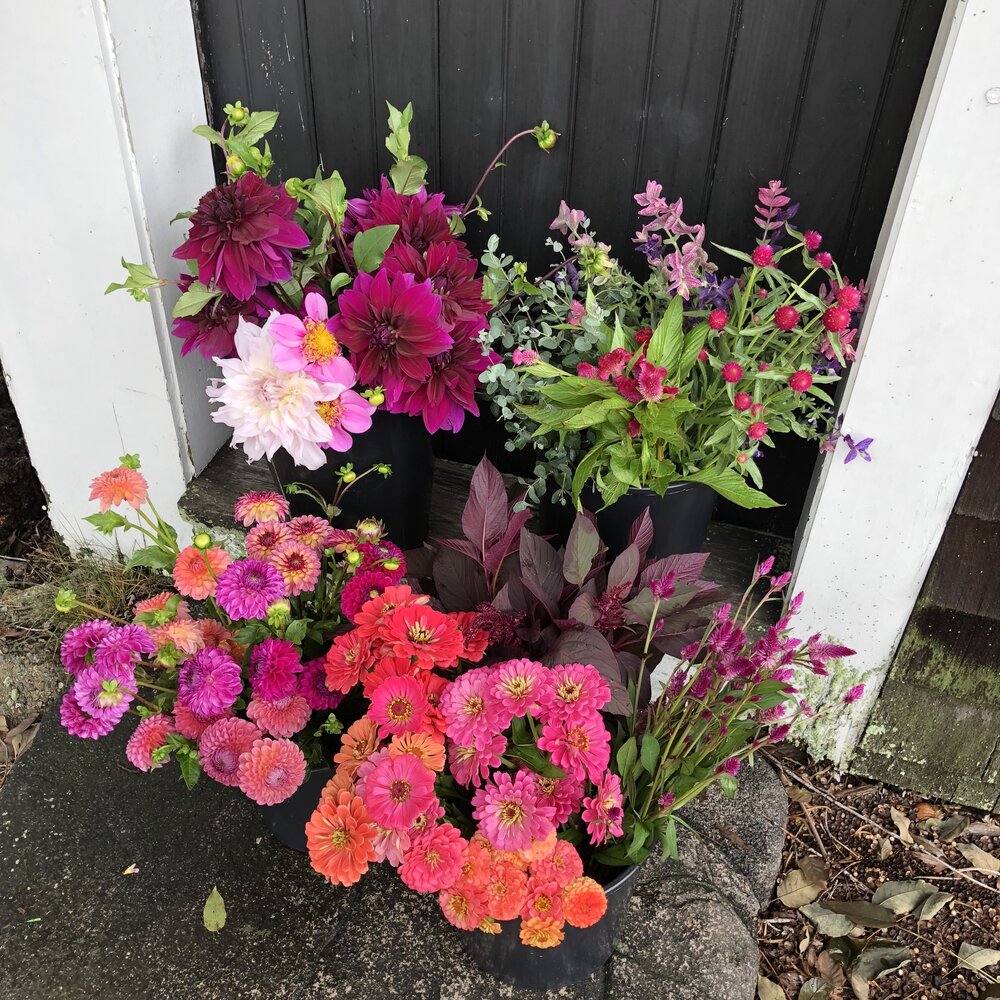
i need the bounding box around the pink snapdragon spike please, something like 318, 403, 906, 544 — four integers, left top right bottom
269, 292, 358, 386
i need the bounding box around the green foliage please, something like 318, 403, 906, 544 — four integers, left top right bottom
105, 258, 166, 302
352, 224, 399, 273
385, 101, 428, 195
172, 280, 221, 318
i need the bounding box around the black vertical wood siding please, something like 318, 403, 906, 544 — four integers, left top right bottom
191, 0, 945, 535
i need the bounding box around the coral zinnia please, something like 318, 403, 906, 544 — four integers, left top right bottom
332, 717, 381, 779
324, 630, 373, 694
214, 558, 285, 620
173, 544, 231, 600
173, 171, 308, 301
531, 839, 584, 887
178, 647, 243, 718
88, 466, 148, 512
246, 695, 312, 738
233, 490, 289, 527
236, 737, 306, 805
267, 539, 321, 596
125, 713, 175, 771
389, 732, 446, 773
482, 860, 529, 921
472, 770, 556, 852
399, 823, 466, 893
198, 716, 260, 786
306, 789, 379, 887
439, 881, 488, 931
333, 268, 452, 401
369, 675, 429, 739
363, 752, 437, 831
519, 916, 565, 949
563, 877, 608, 928
269, 292, 356, 386
353, 583, 430, 643
249, 637, 302, 701
521, 876, 565, 922
386, 604, 465, 670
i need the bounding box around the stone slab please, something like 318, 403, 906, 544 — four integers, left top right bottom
0, 711, 785, 999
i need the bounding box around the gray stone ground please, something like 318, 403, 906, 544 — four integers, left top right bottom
0, 711, 786, 1000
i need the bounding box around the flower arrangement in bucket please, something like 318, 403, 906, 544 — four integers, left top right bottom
480, 181, 874, 524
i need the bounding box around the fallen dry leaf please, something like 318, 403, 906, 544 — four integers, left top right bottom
915, 802, 942, 822
957, 843, 1000, 874
889, 806, 913, 844
779, 868, 828, 908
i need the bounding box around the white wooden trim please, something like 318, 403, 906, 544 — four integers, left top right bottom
790, 0, 1000, 764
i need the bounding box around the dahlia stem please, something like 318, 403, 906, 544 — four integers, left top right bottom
461, 129, 536, 218
332, 222, 356, 280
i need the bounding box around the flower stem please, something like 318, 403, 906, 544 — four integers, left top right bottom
461, 130, 536, 218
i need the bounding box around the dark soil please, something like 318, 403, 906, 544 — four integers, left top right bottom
0, 362, 49, 556
759, 746, 1000, 1000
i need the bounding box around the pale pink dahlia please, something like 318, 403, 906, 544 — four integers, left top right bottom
472, 769, 556, 852
286, 515, 337, 551
214, 558, 285, 620
537, 712, 611, 783
199, 717, 260, 786
492, 659, 553, 718
60, 620, 114, 677
581, 772, 625, 846
236, 737, 307, 805
125, 713, 175, 771
399, 823, 466, 893
177, 647, 243, 718
233, 491, 289, 527
249, 638, 302, 701
362, 753, 438, 831
245, 695, 312, 738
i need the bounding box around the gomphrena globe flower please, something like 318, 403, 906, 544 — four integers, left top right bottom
172, 171, 309, 301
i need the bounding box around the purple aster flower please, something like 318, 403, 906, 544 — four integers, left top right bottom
214, 558, 285, 620
635, 232, 664, 262
298, 658, 344, 712
60, 688, 118, 740
60, 620, 114, 677
843, 433, 874, 464
73, 664, 135, 722
249, 638, 302, 701
178, 647, 243, 718
94, 625, 155, 673
696, 272, 737, 311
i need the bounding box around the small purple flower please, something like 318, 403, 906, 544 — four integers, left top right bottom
561, 262, 580, 293
215, 558, 285, 620
843, 433, 874, 464
696, 272, 737, 311
178, 648, 243, 718
94, 625, 155, 673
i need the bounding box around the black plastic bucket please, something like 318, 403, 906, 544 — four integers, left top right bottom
258, 766, 331, 853
582, 482, 716, 560
270, 410, 434, 549
460, 864, 641, 989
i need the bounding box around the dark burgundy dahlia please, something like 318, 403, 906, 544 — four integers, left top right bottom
173, 172, 308, 301
345, 177, 455, 253
171, 274, 278, 359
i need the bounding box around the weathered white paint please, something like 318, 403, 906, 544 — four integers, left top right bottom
0, 0, 213, 548
791, 0, 1000, 764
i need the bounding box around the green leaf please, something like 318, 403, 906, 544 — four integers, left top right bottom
328, 272, 352, 295
640, 734, 660, 775
238, 110, 279, 146
626, 820, 652, 862
305, 172, 347, 226
616, 736, 638, 778
915, 891, 953, 922
390, 155, 428, 196
177, 751, 202, 791
203, 886, 226, 932
646, 295, 684, 370
285, 618, 310, 646
680, 467, 780, 509
124, 546, 175, 572
676, 321, 709, 381
510, 743, 567, 780
234, 623, 271, 646
172, 280, 220, 318
799, 902, 857, 938
83, 511, 129, 535
571, 442, 606, 505
105, 257, 166, 302
192, 124, 223, 146
659, 817, 678, 859
385, 101, 414, 162
352, 225, 399, 273
798, 978, 831, 1000
870, 879, 938, 915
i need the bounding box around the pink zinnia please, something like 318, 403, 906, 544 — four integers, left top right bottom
60, 620, 114, 677
369, 675, 429, 740
249, 638, 302, 701
537, 713, 611, 783
363, 753, 438, 831
448, 733, 507, 789
332, 268, 452, 403
268, 540, 321, 596
125, 713, 175, 772
233, 491, 289, 527
472, 770, 556, 852
529, 773, 585, 826
547, 663, 611, 721
492, 659, 552, 718
269, 292, 357, 385
581, 772, 625, 846
439, 667, 506, 749
341, 570, 393, 623
178, 647, 243, 718
199, 717, 260, 786
173, 171, 308, 301
246, 521, 293, 560
316, 389, 376, 451
399, 823, 466, 893
246, 695, 312, 738
236, 737, 307, 805
60, 688, 117, 740
215, 558, 286, 620
298, 657, 344, 712
72, 664, 135, 722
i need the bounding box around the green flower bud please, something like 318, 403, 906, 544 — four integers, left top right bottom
54, 588, 78, 614
267, 598, 292, 628
341, 470, 357, 484
355, 518, 383, 540
532, 121, 559, 151
224, 101, 248, 125
226, 155, 246, 178
193, 532, 212, 551
368, 390, 385, 407
376, 464, 392, 477
346, 550, 362, 567
383, 558, 400, 572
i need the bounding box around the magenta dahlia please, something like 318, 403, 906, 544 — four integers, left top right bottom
298, 657, 344, 712
177, 647, 243, 718
345, 177, 454, 253
249, 638, 302, 701
214, 558, 285, 620
60, 619, 114, 677
332, 268, 452, 402
171, 274, 278, 359
60, 689, 118, 740
172, 172, 309, 301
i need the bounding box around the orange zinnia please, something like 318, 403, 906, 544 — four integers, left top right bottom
388, 731, 446, 773
306, 790, 378, 887
332, 717, 380, 779
172, 545, 231, 600
88, 466, 148, 512
321, 771, 356, 799
519, 916, 565, 949
562, 877, 608, 929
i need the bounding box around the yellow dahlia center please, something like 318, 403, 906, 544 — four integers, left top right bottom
387, 696, 414, 723
302, 318, 340, 363
557, 680, 583, 703
389, 779, 412, 803
316, 399, 344, 426
498, 800, 525, 827
407, 623, 434, 644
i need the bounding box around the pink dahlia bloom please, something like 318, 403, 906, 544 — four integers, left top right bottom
133, 591, 192, 623
439, 667, 507, 750
198, 717, 260, 786
286, 515, 336, 551
125, 713, 175, 772
447, 733, 507, 788
233, 490, 289, 527
537, 713, 611, 783
333, 268, 452, 402
172, 172, 308, 301
357, 540, 405, 579
214, 558, 285, 620
492, 658, 553, 718
581, 772, 625, 846
246, 695, 312, 738
316, 389, 375, 451
340, 570, 393, 623
207, 316, 343, 470
173, 696, 232, 739
72, 664, 135, 723
236, 737, 306, 805
346, 178, 454, 253
60, 620, 114, 677
368, 675, 429, 740
246, 521, 293, 561
363, 753, 438, 831
93, 625, 155, 673
269, 292, 357, 386
250, 638, 302, 701
172, 274, 278, 359
399, 823, 466, 893
546, 662, 612, 722
267, 539, 322, 596
60, 688, 118, 739
298, 657, 344, 712
178, 647, 243, 718
472, 770, 556, 852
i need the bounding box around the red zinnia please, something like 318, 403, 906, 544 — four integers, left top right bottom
172, 172, 308, 301
386, 604, 465, 670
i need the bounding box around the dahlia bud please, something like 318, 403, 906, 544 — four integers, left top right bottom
774, 305, 799, 331
751, 245, 774, 268
532, 120, 559, 151
346, 550, 362, 566
226, 155, 247, 178
267, 598, 291, 628
225, 102, 249, 124
355, 518, 383, 540
376, 464, 392, 476
54, 588, 79, 614
366, 387, 386, 407
383, 557, 400, 573
341, 470, 357, 484
193, 532, 213, 551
